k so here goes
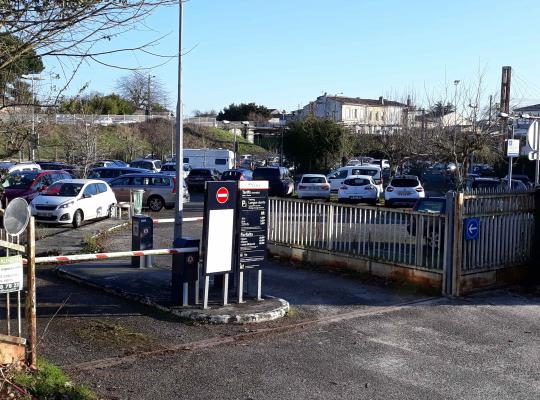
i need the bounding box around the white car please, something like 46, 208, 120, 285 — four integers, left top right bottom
327, 165, 383, 193
337, 175, 380, 205
384, 175, 425, 207
296, 174, 331, 200
30, 179, 117, 227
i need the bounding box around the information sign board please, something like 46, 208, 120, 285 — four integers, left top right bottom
0, 255, 23, 293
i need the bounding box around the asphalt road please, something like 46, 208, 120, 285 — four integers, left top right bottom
23, 191, 540, 399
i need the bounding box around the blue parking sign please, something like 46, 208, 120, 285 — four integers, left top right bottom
464, 218, 480, 241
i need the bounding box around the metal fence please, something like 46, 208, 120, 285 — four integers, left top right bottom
460, 190, 535, 272
268, 198, 447, 271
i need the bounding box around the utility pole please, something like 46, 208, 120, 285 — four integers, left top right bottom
500, 66, 512, 135
173, 1, 184, 242
488, 95, 493, 125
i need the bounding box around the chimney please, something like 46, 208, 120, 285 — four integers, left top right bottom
379, 96, 384, 105
406, 96, 411, 107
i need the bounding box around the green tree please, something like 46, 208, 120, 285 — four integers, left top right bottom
0, 34, 44, 108
59, 93, 135, 114
429, 101, 454, 117
283, 117, 347, 173
217, 103, 271, 122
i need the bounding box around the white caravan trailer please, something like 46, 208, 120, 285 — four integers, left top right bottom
182, 149, 235, 173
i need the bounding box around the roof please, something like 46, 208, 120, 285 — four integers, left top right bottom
514, 104, 540, 112
327, 96, 407, 107
301, 174, 326, 177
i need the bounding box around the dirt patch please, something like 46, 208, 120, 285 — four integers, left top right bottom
74, 319, 154, 349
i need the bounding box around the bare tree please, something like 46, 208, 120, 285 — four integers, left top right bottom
0, 1, 177, 75
116, 71, 169, 111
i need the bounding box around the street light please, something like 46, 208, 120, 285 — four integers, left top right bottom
146, 74, 156, 122
21, 74, 47, 161
173, 1, 184, 242
453, 80, 460, 127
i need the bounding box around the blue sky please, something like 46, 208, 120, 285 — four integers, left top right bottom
44, 0, 540, 115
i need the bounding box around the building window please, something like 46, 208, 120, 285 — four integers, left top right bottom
354, 109, 358, 119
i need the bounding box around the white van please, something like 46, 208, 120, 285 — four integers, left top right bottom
327, 165, 383, 193
182, 149, 234, 173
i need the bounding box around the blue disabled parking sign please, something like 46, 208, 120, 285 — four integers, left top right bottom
464, 218, 480, 241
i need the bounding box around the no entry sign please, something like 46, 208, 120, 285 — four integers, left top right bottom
216, 187, 229, 204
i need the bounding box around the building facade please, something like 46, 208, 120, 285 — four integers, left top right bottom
291, 94, 410, 134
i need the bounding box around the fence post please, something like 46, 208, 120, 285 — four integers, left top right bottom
452, 192, 464, 296
443, 192, 455, 295
25, 217, 37, 368
327, 203, 334, 250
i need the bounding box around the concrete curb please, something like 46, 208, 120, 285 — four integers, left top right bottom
55, 267, 289, 325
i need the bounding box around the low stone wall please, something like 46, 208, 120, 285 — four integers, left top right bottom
459, 265, 531, 293
268, 243, 443, 293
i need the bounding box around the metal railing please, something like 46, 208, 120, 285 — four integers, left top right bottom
268, 198, 447, 271
461, 190, 535, 272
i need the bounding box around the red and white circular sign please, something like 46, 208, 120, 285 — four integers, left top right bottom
216, 187, 229, 204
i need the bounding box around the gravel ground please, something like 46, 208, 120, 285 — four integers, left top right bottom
14, 193, 540, 399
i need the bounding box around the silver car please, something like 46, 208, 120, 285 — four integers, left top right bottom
108, 173, 189, 211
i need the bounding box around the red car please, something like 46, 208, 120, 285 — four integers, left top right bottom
2, 170, 72, 206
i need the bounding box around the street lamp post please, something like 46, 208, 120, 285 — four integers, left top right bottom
453, 80, 460, 127
21, 74, 47, 161
222, 120, 232, 165
173, 1, 184, 242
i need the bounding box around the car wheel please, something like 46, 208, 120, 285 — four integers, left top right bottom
148, 196, 164, 212
72, 210, 83, 228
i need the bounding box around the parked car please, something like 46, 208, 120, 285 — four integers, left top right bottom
30, 179, 117, 227
130, 158, 162, 172
221, 169, 253, 181
296, 174, 331, 200
36, 161, 77, 174
185, 168, 221, 192
252, 167, 294, 197
160, 162, 191, 178
87, 167, 147, 182
499, 178, 528, 191
109, 173, 189, 211
504, 175, 532, 189
90, 160, 117, 169
385, 175, 425, 207
327, 165, 383, 193
1, 170, 72, 205
408, 197, 447, 247
0, 161, 41, 174
337, 175, 380, 205
372, 159, 391, 169
465, 177, 500, 191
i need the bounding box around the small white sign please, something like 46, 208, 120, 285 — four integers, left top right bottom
507, 139, 520, 157
238, 180, 269, 190
527, 121, 539, 151
0, 255, 23, 293
205, 209, 234, 274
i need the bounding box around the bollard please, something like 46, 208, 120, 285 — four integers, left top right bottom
171, 237, 200, 306
131, 215, 153, 268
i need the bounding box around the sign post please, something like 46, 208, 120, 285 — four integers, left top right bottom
506, 125, 518, 189
464, 218, 480, 241
236, 181, 269, 302
201, 181, 238, 308
527, 120, 540, 185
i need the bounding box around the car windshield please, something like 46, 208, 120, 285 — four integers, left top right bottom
391, 178, 419, 187
189, 169, 211, 176
222, 171, 241, 180
161, 164, 176, 171
42, 182, 84, 197
2, 172, 38, 189
253, 168, 280, 180
351, 168, 378, 176
301, 176, 326, 184
416, 200, 445, 214
344, 178, 371, 186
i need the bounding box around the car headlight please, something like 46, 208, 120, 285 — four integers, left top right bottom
58, 201, 74, 209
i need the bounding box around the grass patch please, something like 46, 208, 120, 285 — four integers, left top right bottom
74, 319, 152, 347
8, 358, 97, 399
286, 306, 299, 318
81, 236, 103, 254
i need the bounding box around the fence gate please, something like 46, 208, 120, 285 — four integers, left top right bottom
451, 189, 536, 295
0, 215, 36, 367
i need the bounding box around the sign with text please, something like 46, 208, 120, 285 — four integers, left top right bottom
0, 255, 23, 293
506, 139, 520, 157
237, 180, 269, 270
202, 181, 238, 275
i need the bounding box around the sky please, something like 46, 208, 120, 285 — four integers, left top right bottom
42, 0, 540, 116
